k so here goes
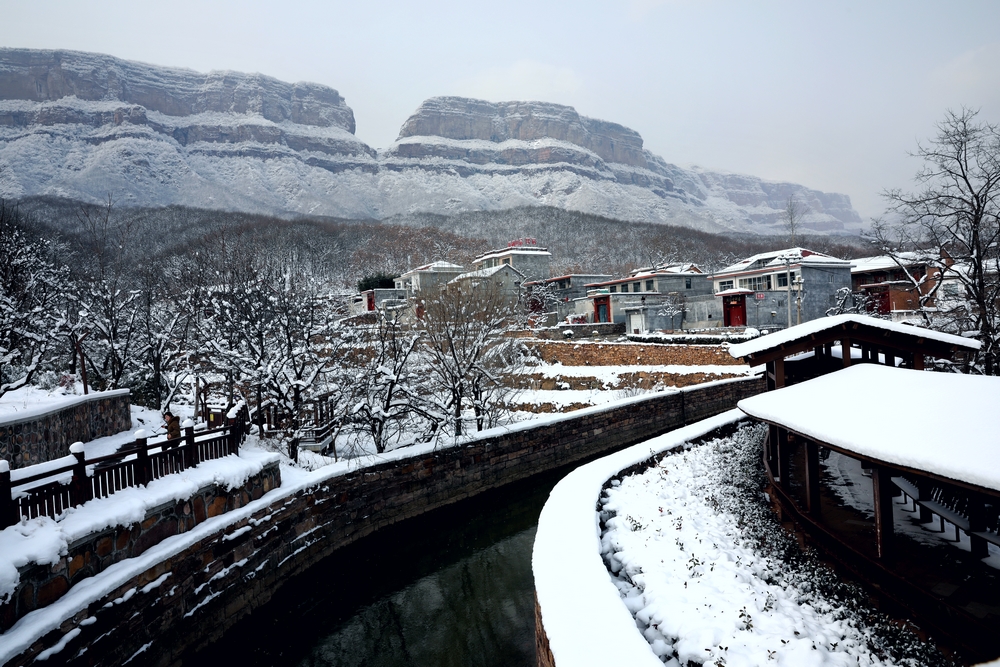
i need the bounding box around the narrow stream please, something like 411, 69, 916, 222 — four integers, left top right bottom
188, 467, 566, 667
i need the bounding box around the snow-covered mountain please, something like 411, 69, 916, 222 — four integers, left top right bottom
0, 48, 863, 234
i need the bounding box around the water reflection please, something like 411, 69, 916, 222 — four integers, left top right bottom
190, 470, 560, 667
300, 528, 535, 667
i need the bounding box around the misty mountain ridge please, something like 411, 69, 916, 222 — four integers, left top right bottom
0, 48, 863, 235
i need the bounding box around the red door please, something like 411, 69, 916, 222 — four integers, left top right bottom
593, 296, 610, 323
723, 295, 746, 327
366, 291, 376, 311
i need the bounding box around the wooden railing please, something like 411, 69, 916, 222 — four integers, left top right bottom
0, 405, 248, 529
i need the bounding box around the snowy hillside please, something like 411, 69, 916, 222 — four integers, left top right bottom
0, 48, 863, 234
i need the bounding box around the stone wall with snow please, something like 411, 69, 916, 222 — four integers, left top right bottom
0, 389, 131, 469
1, 376, 763, 665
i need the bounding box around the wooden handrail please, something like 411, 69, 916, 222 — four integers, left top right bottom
0, 408, 248, 529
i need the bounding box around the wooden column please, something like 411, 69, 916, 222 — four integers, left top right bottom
872, 465, 894, 560
915, 477, 931, 523
773, 357, 785, 388
804, 441, 821, 516
766, 424, 779, 478
776, 427, 790, 489
841, 338, 852, 367
969, 495, 989, 559
913, 353, 925, 370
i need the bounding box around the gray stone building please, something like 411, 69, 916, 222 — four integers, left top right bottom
711, 248, 853, 329
472, 241, 552, 282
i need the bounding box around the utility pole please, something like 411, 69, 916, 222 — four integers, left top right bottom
784, 258, 792, 328
794, 275, 804, 324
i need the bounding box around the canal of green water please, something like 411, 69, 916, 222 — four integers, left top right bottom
187, 466, 567, 667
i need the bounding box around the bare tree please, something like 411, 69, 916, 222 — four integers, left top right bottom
418, 280, 522, 436
869, 108, 1000, 374
785, 196, 806, 247
0, 201, 69, 397
345, 309, 438, 453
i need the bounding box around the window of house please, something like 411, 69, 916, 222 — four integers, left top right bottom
685, 277, 692, 289
718, 280, 734, 291
777, 271, 798, 288
610, 285, 617, 292
503, 258, 511, 265
633, 282, 642, 292
621, 283, 628, 292
738, 275, 772, 291
646, 280, 654, 291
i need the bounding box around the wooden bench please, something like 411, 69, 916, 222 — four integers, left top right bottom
891, 476, 1000, 555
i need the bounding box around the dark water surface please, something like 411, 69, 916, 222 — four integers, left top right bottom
187, 467, 566, 667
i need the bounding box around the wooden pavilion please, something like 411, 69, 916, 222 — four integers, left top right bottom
729, 316, 999, 660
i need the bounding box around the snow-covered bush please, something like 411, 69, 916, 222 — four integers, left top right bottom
600, 423, 952, 667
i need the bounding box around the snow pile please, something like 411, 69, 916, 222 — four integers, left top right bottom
600, 423, 952, 666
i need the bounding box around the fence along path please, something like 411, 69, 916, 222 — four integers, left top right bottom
0, 404, 248, 529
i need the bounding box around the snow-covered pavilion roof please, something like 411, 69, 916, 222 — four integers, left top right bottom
738, 364, 1000, 493
728, 314, 980, 361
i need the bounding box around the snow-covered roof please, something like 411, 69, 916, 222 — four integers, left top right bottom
473, 246, 551, 263
402, 261, 465, 275
450, 264, 525, 282
715, 248, 851, 276
728, 314, 980, 359
715, 288, 754, 297
738, 365, 1000, 492
850, 253, 925, 274
626, 263, 702, 277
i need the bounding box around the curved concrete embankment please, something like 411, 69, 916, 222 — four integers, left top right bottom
3, 376, 762, 666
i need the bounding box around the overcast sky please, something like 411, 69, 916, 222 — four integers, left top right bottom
3, 0, 1000, 219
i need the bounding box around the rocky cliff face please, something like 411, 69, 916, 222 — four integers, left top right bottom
0, 48, 862, 234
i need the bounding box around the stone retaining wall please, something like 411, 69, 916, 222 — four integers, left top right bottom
3, 376, 764, 667
0, 390, 132, 469
0, 461, 281, 634
529, 341, 743, 366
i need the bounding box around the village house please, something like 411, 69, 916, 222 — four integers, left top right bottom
447, 263, 525, 304
712, 248, 853, 329
348, 288, 408, 316
850, 254, 940, 320
575, 264, 717, 330
522, 273, 613, 320
393, 261, 466, 295
471, 238, 552, 282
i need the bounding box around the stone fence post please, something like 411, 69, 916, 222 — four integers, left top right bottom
134, 430, 150, 486
182, 420, 197, 469
0, 459, 13, 528
69, 442, 92, 506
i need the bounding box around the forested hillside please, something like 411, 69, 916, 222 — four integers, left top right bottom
17, 197, 869, 287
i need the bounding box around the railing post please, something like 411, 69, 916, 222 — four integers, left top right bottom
183, 420, 197, 468
134, 430, 150, 486
69, 442, 92, 506
0, 460, 14, 529
289, 437, 299, 464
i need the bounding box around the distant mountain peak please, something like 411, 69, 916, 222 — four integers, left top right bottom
0, 48, 862, 235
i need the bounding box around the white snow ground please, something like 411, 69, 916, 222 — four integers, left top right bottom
599, 423, 954, 667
